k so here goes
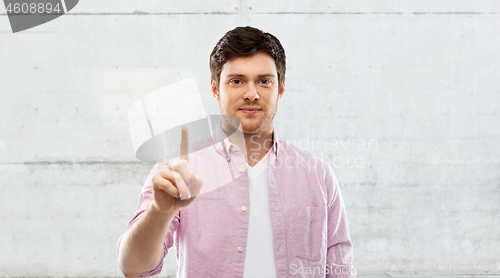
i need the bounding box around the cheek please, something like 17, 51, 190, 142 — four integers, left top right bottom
221, 94, 238, 105
219, 96, 235, 111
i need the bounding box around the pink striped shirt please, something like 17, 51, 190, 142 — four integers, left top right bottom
120, 122, 356, 278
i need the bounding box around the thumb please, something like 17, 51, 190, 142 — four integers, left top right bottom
188, 173, 205, 197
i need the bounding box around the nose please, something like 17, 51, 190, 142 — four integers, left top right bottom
244, 83, 259, 101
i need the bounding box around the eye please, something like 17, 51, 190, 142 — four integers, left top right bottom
230, 79, 243, 85
260, 79, 272, 86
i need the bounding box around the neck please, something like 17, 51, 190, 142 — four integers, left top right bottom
221, 121, 274, 167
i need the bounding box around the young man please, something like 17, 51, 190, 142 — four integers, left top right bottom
117, 26, 356, 278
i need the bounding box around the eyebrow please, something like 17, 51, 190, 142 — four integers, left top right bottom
224, 73, 276, 79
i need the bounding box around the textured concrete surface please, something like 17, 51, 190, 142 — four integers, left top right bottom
1, 0, 499, 277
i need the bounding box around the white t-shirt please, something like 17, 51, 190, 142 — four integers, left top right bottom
243, 148, 277, 278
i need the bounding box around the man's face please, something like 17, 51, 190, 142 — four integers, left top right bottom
211, 52, 285, 134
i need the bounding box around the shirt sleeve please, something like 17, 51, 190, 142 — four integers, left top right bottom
116, 155, 180, 278
325, 164, 357, 278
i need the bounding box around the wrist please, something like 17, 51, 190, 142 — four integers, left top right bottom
149, 202, 179, 219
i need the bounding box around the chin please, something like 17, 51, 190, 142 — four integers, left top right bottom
241, 123, 263, 134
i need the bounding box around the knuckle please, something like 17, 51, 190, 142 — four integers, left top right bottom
152, 174, 161, 183
152, 175, 165, 189
172, 171, 181, 180
179, 160, 189, 168
169, 161, 178, 170
160, 167, 170, 174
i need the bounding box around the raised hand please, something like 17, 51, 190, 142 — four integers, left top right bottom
151, 126, 205, 214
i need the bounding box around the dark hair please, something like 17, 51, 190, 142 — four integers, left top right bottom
210, 26, 286, 91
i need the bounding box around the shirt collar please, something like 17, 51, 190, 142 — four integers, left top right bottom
211, 120, 279, 161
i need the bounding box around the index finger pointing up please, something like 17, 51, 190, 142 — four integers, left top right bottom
180, 125, 189, 162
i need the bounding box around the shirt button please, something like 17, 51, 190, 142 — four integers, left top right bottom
239, 167, 244, 173
241, 206, 247, 212
238, 246, 243, 252
232, 147, 237, 152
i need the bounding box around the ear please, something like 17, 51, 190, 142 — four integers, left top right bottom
211, 79, 220, 102
278, 80, 285, 99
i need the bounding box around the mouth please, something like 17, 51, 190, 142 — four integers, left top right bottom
238, 107, 262, 114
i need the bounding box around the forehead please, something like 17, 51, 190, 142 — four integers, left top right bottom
220, 52, 277, 78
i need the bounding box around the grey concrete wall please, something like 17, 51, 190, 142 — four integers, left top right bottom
1, 0, 499, 277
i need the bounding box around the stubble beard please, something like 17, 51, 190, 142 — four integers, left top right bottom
220, 97, 279, 136
241, 102, 278, 136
